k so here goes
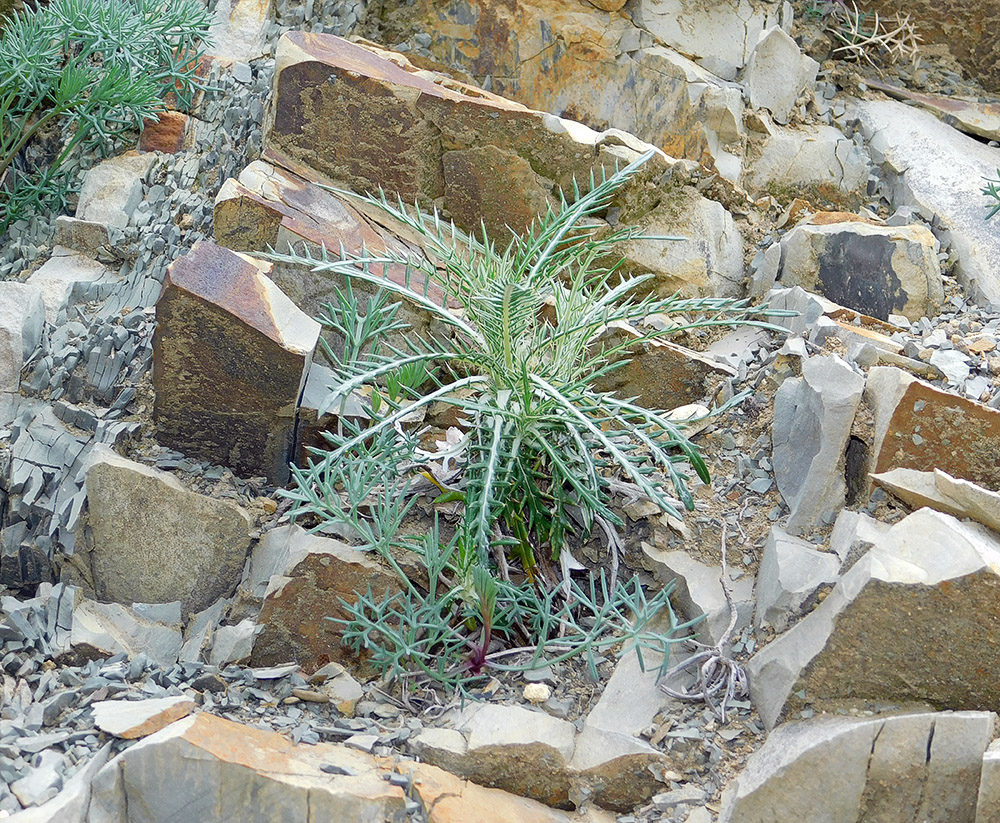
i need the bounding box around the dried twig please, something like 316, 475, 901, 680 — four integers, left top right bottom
658, 524, 749, 722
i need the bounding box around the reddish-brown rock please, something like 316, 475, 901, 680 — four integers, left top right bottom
249, 527, 402, 674
153, 241, 320, 483
864, 366, 1000, 490
139, 111, 192, 154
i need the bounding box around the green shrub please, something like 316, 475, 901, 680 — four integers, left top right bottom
270, 150, 784, 688
0, 0, 211, 235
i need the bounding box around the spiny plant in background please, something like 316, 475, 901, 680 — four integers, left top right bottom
984, 171, 1000, 221
806, 0, 921, 68
271, 150, 784, 690
0, 0, 211, 237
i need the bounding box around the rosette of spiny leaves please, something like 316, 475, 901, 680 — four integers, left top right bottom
272, 149, 782, 575
0, 0, 211, 234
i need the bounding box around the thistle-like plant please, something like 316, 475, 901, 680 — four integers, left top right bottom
984, 170, 1000, 221
272, 149, 782, 575
0, 0, 211, 235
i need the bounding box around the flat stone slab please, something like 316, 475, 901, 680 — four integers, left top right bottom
92, 696, 196, 739
720, 711, 995, 823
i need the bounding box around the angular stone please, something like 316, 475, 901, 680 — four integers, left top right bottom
635, 0, 780, 80
437, 703, 577, 808
754, 527, 840, 633
265, 32, 666, 210
404, 762, 615, 823
747, 122, 869, 196
51, 216, 112, 258
743, 28, 819, 125
209, 618, 258, 667
75, 152, 155, 228
139, 111, 192, 154
747, 508, 1000, 729
772, 355, 865, 534
83, 445, 252, 615
859, 100, 1000, 304
92, 696, 196, 739
206, 0, 270, 64
872, 468, 1000, 535
778, 219, 943, 322
26, 248, 113, 325
408, 728, 469, 775
293, 363, 370, 466
179, 598, 227, 663
249, 525, 402, 674
977, 739, 1000, 823
591, 322, 737, 410
643, 543, 754, 645
827, 509, 890, 567
66, 598, 182, 668
87, 713, 406, 823
617, 185, 745, 298
864, 366, 1000, 491
11, 750, 64, 808
867, 79, 1000, 144
720, 711, 995, 823
213, 160, 438, 350
5, 743, 110, 823
0, 282, 45, 396
152, 241, 320, 484
384, 2, 744, 178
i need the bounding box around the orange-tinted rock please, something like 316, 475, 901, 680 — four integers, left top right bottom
377, 0, 745, 178
865, 366, 1000, 490
153, 241, 320, 483
403, 762, 616, 823
139, 111, 192, 154
250, 528, 402, 674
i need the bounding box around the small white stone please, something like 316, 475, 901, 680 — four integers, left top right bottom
523, 683, 551, 704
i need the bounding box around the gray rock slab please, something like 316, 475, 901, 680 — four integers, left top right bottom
92, 696, 196, 739
86, 712, 406, 823
643, 543, 754, 644
208, 618, 258, 667
11, 750, 65, 808
748, 508, 1000, 729
873, 468, 1000, 536
743, 27, 819, 125
635, 0, 780, 80
83, 445, 252, 615
720, 711, 995, 823
754, 526, 840, 633
26, 249, 112, 326
76, 153, 155, 228
5, 743, 110, 823
69, 599, 183, 668
858, 99, 1000, 305
976, 739, 1000, 823
828, 509, 891, 568
772, 354, 865, 534
747, 122, 869, 195
0, 282, 45, 396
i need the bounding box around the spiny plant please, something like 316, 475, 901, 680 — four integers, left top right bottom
984, 170, 1000, 221
0, 0, 211, 236
268, 149, 786, 689
271, 149, 782, 581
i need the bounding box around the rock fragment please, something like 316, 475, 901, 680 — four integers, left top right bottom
743, 28, 819, 125
754, 527, 840, 633
83, 445, 252, 615
152, 241, 320, 484
92, 696, 196, 739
